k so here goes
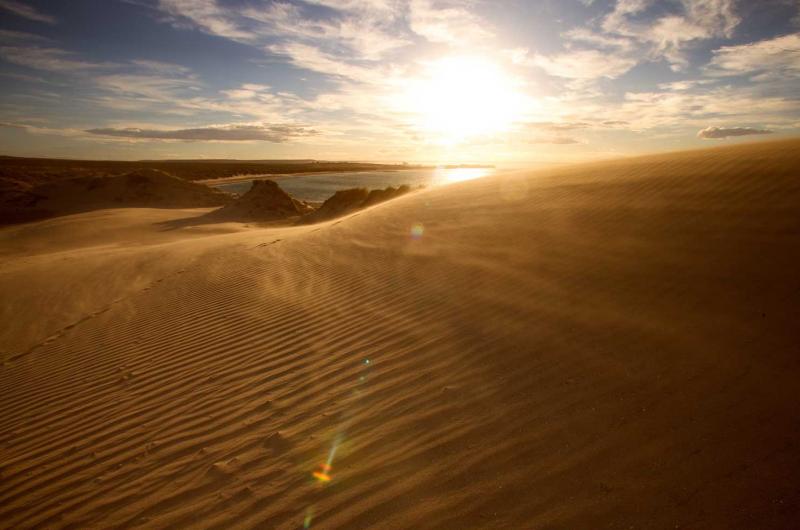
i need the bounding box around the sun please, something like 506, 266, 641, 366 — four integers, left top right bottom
403, 56, 522, 144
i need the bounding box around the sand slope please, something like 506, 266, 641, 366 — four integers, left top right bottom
0, 169, 232, 225
1, 139, 799, 529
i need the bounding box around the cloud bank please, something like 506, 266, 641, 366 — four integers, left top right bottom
86, 124, 317, 142
697, 126, 773, 139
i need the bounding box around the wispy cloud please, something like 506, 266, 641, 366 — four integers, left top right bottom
524, 120, 629, 132
562, 27, 635, 52
0, 121, 83, 137
93, 73, 198, 100
220, 83, 270, 100
0, 0, 57, 25
160, 0, 409, 68
548, 0, 742, 77
158, 0, 494, 54
86, 123, 318, 142
408, 0, 492, 45
697, 125, 773, 139
0, 46, 118, 72
657, 79, 713, 91
0, 71, 48, 83
706, 33, 800, 80
528, 136, 581, 145
155, 0, 416, 121
130, 59, 193, 75
89, 59, 202, 109
615, 88, 799, 129
158, 0, 254, 41
267, 41, 384, 83
601, 0, 739, 70
526, 48, 637, 80
244, 1, 409, 61
0, 29, 53, 44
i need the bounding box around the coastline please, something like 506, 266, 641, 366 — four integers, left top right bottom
196, 165, 494, 186
196, 167, 425, 186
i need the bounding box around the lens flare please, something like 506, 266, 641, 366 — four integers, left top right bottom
312, 463, 332, 482
304, 508, 314, 528
301, 359, 373, 526
312, 435, 342, 484
410, 223, 424, 239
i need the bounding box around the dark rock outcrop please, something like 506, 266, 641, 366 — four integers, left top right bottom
299, 184, 412, 224
363, 185, 411, 207
299, 188, 369, 224
211, 179, 303, 221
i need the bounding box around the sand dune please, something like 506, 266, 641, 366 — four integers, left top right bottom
1, 139, 799, 529
0, 169, 232, 225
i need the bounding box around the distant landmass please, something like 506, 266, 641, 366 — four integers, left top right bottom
0, 155, 439, 186
440, 164, 495, 169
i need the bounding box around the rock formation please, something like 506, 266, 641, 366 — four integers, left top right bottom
299, 184, 411, 224
211, 179, 309, 221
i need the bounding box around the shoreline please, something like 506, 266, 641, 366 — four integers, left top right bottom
196, 165, 495, 186
196, 168, 429, 186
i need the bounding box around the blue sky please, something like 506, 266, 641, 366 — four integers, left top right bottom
0, 0, 798, 163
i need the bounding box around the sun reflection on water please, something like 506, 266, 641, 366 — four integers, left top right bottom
433, 167, 492, 185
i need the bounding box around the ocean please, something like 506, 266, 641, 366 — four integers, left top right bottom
211, 167, 494, 202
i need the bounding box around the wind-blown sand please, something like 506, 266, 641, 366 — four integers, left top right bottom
1, 139, 799, 529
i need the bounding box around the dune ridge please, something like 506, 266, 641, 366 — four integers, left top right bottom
0, 169, 233, 225
1, 139, 799, 529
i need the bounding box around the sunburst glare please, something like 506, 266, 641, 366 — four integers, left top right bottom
401, 56, 524, 145
433, 167, 492, 185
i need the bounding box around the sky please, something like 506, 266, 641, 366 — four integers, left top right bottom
0, 0, 798, 164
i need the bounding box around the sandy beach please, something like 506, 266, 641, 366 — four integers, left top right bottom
1, 139, 799, 528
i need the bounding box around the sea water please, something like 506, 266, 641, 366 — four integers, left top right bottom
211, 167, 493, 202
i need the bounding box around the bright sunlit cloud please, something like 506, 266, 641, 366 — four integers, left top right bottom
399, 56, 525, 145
